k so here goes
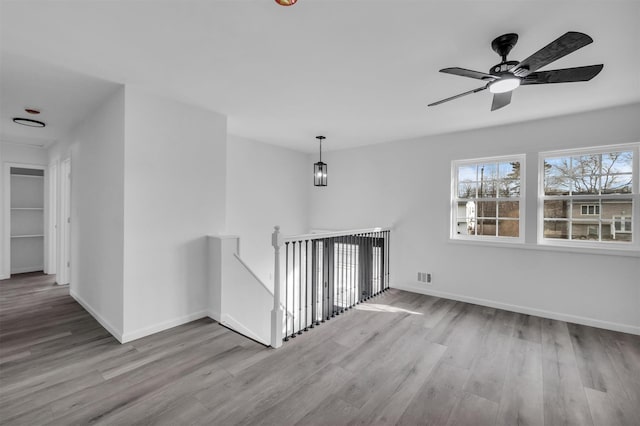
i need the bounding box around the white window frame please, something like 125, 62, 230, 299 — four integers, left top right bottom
538, 143, 639, 251
451, 154, 525, 243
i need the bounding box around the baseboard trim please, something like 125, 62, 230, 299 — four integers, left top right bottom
394, 283, 640, 336
10, 266, 44, 274
70, 290, 124, 343
209, 309, 221, 323
120, 310, 209, 343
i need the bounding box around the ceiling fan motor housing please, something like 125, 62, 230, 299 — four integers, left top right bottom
490, 60, 519, 76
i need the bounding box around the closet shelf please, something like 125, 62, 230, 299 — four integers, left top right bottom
11, 234, 45, 239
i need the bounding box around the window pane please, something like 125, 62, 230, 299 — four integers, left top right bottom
477, 219, 496, 236
545, 178, 572, 195
458, 165, 477, 182
499, 179, 520, 197
544, 158, 572, 195
571, 155, 601, 194
498, 220, 519, 237
573, 154, 601, 176
602, 151, 632, 174
572, 221, 599, 241
601, 173, 632, 194
601, 199, 632, 221
498, 162, 520, 179
458, 182, 477, 198
479, 163, 498, 180
478, 180, 497, 198
456, 201, 476, 235
498, 201, 519, 218
544, 200, 569, 219
544, 221, 568, 239
602, 221, 632, 242
476, 201, 496, 218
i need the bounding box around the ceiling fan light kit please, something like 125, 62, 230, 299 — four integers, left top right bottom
13, 117, 46, 128
428, 31, 603, 111
489, 76, 520, 93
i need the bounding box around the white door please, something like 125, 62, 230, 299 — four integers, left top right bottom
57, 158, 71, 285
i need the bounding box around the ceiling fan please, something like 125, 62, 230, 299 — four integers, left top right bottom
428, 31, 603, 111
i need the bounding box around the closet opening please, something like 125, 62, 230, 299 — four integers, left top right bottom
8, 166, 46, 276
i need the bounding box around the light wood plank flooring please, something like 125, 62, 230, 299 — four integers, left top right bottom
1, 272, 639, 425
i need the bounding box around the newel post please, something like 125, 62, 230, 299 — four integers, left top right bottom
271, 226, 284, 348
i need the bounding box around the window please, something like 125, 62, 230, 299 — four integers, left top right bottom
613, 216, 632, 235
540, 145, 637, 246
580, 204, 600, 215
452, 155, 524, 242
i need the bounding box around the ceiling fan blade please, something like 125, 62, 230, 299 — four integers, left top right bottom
521, 64, 603, 85
428, 86, 488, 107
491, 91, 512, 111
440, 67, 496, 81
511, 32, 594, 77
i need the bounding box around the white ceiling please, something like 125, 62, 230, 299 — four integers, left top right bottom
0, 53, 120, 148
1, 0, 638, 153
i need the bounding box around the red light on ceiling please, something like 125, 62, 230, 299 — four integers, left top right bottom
275, 0, 297, 5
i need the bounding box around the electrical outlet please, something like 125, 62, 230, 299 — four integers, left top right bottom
417, 272, 422, 282
427, 273, 432, 283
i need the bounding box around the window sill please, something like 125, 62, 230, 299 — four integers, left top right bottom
448, 238, 640, 258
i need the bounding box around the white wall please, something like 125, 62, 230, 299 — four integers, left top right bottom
309, 103, 640, 334
68, 87, 126, 338
121, 86, 227, 342
0, 142, 48, 279
226, 135, 310, 289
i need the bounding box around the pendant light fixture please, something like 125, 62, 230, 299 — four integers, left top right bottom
275, 0, 297, 6
314, 136, 327, 187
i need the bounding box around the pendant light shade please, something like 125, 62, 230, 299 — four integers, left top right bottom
314, 136, 327, 187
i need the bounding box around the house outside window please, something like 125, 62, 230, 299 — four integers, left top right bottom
452, 155, 524, 242
540, 145, 638, 247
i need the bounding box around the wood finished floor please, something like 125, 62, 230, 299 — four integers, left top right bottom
1, 273, 639, 425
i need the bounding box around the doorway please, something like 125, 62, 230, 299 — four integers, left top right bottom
5, 164, 46, 275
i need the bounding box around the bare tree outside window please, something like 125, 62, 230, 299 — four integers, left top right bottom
542, 149, 634, 243
545, 151, 632, 195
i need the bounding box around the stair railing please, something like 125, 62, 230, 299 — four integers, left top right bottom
272, 226, 391, 344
